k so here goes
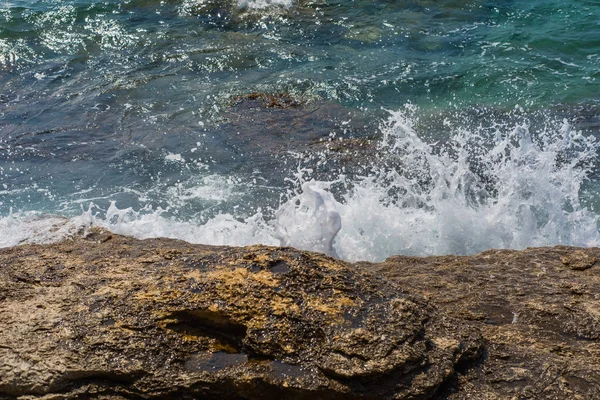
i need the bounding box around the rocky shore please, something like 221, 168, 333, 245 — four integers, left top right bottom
1, 230, 599, 399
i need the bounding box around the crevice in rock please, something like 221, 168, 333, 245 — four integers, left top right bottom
430, 341, 487, 399
322, 357, 436, 399
163, 309, 248, 352
155, 377, 359, 400
56, 383, 149, 400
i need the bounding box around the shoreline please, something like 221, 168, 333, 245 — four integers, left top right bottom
1, 230, 599, 399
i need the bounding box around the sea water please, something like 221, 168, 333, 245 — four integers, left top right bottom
1, 0, 599, 261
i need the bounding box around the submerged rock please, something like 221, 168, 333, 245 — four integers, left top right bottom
218, 92, 379, 180
221, 92, 373, 152
0, 230, 481, 399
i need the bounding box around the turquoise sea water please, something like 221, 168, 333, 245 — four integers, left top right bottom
1, 0, 599, 260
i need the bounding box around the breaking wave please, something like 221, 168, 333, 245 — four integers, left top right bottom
2, 107, 599, 262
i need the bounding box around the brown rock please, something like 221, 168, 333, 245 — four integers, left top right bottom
365, 246, 600, 399
0, 230, 481, 399
561, 250, 598, 271
4, 233, 600, 399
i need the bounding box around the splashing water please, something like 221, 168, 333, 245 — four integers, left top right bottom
333, 108, 600, 260
2, 108, 599, 262
237, 0, 294, 10
274, 180, 342, 258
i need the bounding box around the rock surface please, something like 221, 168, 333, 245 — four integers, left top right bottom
1, 233, 599, 399
363, 247, 600, 399
0, 230, 481, 400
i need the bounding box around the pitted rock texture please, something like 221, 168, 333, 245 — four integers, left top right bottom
0, 231, 481, 400
364, 246, 600, 399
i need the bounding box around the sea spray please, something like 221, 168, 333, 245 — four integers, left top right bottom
333, 108, 600, 260
237, 0, 294, 10
0, 207, 92, 248
274, 180, 342, 258
2, 108, 599, 262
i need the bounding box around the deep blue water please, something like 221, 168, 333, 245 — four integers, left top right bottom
1, 0, 599, 260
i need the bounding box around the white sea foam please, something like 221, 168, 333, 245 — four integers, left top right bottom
274, 180, 342, 257
2, 108, 599, 261
0, 209, 91, 247
332, 109, 600, 260
237, 0, 293, 10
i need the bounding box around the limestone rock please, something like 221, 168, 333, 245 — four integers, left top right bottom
366, 246, 600, 399
0, 231, 481, 399
4, 232, 600, 399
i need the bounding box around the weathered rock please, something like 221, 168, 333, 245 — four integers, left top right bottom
364, 246, 600, 399
4, 232, 600, 399
0, 230, 481, 399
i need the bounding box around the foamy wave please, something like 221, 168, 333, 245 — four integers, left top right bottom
2, 107, 599, 262
333, 109, 600, 259
237, 0, 293, 10
0, 210, 91, 247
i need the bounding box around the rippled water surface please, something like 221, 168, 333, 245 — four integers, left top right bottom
1, 0, 599, 260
